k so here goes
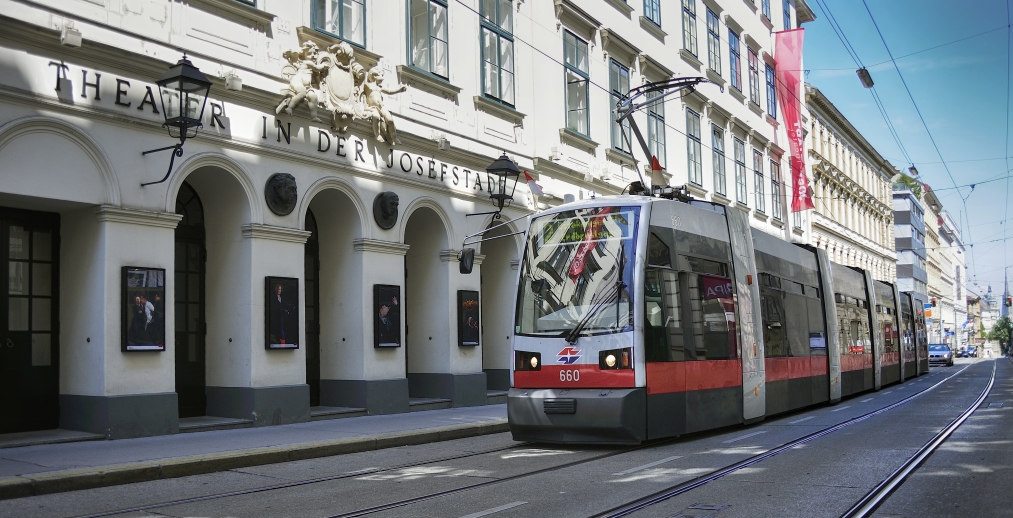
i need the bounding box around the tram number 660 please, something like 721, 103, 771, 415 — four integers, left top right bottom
559, 369, 580, 382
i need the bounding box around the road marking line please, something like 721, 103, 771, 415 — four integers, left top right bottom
722, 431, 767, 443
861, 398, 874, 402
788, 416, 815, 424
459, 501, 527, 518
612, 455, 684, 475
883, 391, 893, 394
831, 405, 852, 412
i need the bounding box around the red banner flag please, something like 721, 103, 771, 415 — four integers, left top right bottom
774, 28, 814, 212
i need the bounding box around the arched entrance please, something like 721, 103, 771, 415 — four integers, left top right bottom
174, 181, 206, 418
479, 219, 519, 392
304, 210, 320, 406
0, 207, 60, 433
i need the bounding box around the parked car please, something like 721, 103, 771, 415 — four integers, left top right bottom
929, 344, 954, 367
959, 346, 977, 358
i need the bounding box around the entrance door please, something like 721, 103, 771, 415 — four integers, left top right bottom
305, 210, 320, 406
0, 207, 59, 434
175, 182, 207, 418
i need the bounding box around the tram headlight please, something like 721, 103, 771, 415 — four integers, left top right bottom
515, 351, 541, 371
599, 348, 633, 370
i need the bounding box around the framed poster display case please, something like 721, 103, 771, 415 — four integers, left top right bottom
122, 267, 166, 351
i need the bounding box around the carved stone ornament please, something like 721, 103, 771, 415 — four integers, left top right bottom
276, 41, 408, 144
372, 191, 400, 230
265, 173, 298, 216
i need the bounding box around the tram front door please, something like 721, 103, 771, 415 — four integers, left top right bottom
0, 208, 60, 434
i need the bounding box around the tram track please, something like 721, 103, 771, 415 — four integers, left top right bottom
69, 363, 980, 518
594, 360, 994, 518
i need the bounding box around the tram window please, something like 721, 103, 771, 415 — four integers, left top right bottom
785, 281, 804, 296
784, 292, 810, 357
685, 272, 736, 360
807, 296, 827, 355
805, 285, 819, 299
762, 287, 787, 357
643, 269, 685, 362
679, 255, 728, 277
648, 233, 671, 267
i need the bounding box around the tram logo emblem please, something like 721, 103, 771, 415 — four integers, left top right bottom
557, 347, 581, 364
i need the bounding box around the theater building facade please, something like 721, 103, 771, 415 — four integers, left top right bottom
0, 0, 808, 438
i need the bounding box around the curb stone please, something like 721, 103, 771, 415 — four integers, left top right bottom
0, 419, 509, 500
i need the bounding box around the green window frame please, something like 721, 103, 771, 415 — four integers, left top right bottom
682, 0, 698, 57
564, 31, 590, 136
647, 90, 666, 168
771, 159, 783, 220
753, 149, 765, 213
687, 109, 702, 186
610, 59, 632, 154
644, 0, 661, 26
480, 0, 514, 105
734, 138, 747, 204
706, 9, 721, 75
312, 0, 366, 48
712, 125, 726, 196
408, 0, 449, 78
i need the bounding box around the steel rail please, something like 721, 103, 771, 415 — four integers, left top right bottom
594, 363, 981, 518
841, 359, 998, 517
73, 442, 532, 518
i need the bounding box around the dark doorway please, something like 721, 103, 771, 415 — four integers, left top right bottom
0, 207, 60, 434
175, 182, 207, 418
305, 210, 320, 406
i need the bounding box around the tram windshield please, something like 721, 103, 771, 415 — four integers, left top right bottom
514, 206, 640, 337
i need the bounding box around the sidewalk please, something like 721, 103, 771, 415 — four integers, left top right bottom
0, 404, 508, 500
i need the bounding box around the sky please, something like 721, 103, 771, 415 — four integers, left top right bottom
801, 0, 1012, 299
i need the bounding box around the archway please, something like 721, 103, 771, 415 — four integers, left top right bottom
479, 219, 520, 391
403, 206, 450, 400
306, 188, 363, 408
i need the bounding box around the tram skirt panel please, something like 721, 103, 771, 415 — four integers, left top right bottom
646, 360, 742, 439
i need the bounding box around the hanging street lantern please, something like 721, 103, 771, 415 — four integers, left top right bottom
141, 55, 212, 186
486, 153, 521, 213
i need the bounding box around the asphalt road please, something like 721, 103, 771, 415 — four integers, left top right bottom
0, 358, 997, 518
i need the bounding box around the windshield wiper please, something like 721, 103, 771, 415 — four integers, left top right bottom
563, 281, 625, 345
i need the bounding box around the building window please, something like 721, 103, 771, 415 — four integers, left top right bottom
712, 126, 726, 196
729, 30, 741, 92
312, 0, 366, 46
765, 64, 777, 118
761, 0, 771, 20
793, 210, 802, 229
480, 0, 514, 105
748, 48, 760, 105
611, 60, 633, 154
687, 109, 703, 186
644, 0, 661, 26
783, 0, 791, 30
753, 149, 765, 212
771, 159, 782, 220
648, 91, 666, 168
706, 10, 721, 75
409, 0, 449, 78
564, 31, 590, 136
734, 138, 747, 204
682, 0, 698, 57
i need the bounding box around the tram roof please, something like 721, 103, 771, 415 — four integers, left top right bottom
537, 195, 660, 215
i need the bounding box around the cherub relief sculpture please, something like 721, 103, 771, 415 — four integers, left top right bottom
276, 40, 407, 143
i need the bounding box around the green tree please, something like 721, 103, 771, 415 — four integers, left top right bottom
987, 316, 1012, 355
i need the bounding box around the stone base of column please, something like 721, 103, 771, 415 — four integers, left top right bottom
407, 372, 488, 407
59, 392, 179, 439
205, 384, 310, 426
483, 369, 510, 391
320, 378, 409, 415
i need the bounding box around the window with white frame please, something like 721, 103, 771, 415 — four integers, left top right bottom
712, 125, 726, 196
706, 10, 721, 75
771, 159, 782, 220
729, 30, 741, 91
748, 48, 759, 105
645, 0, 661, 26
753, 149, 765, 212
409, 0, 449, 78
783, 0, 791, 30
564, 31, 590, 136
648, 90, 666, 168
793, 209, 803, 229
610, 60, 632, 154
687, 109, 703, 186
682, 0, 698, 57
734, 138, 747, 204
480, 0, 514, 104
765, 64, 777, 117
312, 0, 366, 47
761, 0, 771, 20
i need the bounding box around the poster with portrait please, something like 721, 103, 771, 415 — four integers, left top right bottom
458, 290, 480, 347
122, 267, 166, 351
374, 284, 401, 348
265, 277, 299, 350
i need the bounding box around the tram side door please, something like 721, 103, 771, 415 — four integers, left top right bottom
0, 209, 60, 434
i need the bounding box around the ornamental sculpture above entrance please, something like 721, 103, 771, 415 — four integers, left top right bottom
276, 41, 407, 144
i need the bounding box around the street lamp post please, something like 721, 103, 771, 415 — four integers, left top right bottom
141, 55, 212, 186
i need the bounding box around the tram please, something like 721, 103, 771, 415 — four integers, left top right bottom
506, 195, 929, 444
